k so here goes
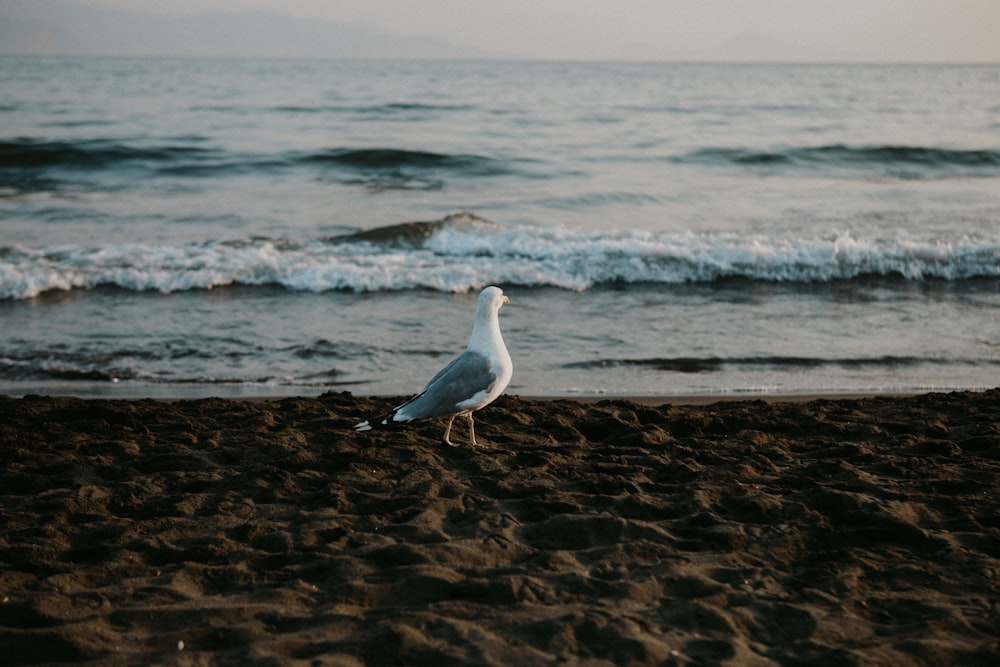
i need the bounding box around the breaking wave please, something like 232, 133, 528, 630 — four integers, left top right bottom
2, 213, 999, 300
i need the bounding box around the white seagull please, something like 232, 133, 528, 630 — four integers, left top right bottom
353, 286, 513, 447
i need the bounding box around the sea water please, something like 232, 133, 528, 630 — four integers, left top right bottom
2, 57, 999, 397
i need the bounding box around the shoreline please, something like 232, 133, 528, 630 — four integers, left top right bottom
519, 390, 930, 405
0, 387, 963, 405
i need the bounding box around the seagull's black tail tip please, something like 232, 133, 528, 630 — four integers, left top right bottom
353, 409, 408, 432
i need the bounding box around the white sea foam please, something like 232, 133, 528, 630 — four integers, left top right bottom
2, 223, 998, 300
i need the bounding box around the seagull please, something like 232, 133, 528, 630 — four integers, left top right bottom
354, 286, 513, 447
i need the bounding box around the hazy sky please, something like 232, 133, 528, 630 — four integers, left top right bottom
11, 0, 1000, 62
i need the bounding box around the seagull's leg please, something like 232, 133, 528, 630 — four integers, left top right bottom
467, 413, 477, 447
442, 415, 457, 447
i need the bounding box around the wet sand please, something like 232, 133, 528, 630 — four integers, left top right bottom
2, 390, 999, 666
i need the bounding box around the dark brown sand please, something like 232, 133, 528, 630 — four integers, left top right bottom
2, 390, 999, 666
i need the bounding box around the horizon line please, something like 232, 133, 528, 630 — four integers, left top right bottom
2, 52, 998, 67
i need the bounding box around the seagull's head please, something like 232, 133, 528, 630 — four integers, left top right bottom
479, 285, 509, 312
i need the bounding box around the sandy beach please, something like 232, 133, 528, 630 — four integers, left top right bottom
2, 390, 999, 666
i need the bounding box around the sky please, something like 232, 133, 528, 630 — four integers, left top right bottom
4, 0, 1000, 62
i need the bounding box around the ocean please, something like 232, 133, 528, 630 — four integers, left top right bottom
2, 56, 999, 398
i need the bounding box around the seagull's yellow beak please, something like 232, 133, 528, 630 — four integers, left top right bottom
503, 296, 510, 305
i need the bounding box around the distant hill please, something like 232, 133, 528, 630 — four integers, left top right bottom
0, 0, 493, 59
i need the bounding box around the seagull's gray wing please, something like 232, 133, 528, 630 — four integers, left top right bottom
396, 349, 499, 419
